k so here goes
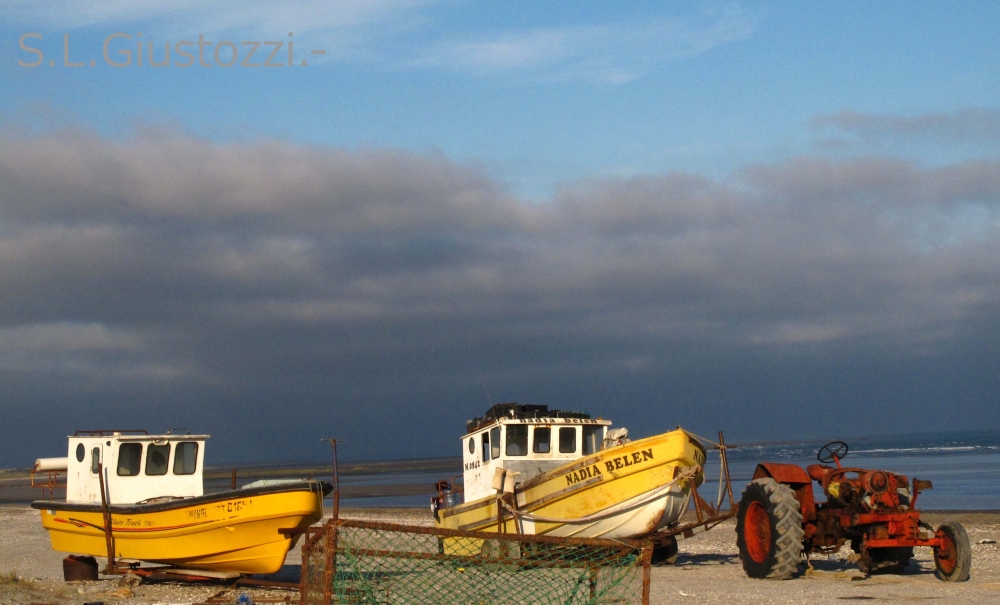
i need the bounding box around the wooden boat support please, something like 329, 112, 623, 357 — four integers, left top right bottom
651, 431, 737, 545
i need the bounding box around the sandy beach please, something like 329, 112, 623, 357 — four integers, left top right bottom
1, 506, 998, 604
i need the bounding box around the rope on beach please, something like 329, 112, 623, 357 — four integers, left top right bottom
497, 465, 701, 525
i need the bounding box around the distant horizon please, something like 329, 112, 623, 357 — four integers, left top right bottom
8, 426, 997, 473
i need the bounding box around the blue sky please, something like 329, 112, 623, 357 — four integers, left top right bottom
4, 1, 998, 195
1, 2, 999, 465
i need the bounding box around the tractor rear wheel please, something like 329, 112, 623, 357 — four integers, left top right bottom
735, 478, 804, 579
934, 521, 971, 582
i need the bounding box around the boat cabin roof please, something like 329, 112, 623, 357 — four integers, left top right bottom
464, 402, 609, 436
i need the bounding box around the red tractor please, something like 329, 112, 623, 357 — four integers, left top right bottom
735, 440, 971, 581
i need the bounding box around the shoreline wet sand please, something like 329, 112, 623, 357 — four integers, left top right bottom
2, 506, 998, 604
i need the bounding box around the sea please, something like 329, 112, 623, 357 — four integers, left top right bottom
320, 429, 1000, 510
4, 429, 998, 510
706, 429, 1000, 511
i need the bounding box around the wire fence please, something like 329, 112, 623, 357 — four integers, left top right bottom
300, 519, 652, 605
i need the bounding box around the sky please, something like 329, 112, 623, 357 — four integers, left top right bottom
1, 1, 999, 467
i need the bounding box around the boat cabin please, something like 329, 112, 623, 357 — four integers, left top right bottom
460, 403, 612, 502
55, 430, 208, 505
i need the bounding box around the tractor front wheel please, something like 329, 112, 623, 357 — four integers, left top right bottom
934, 521, 971, 582
735, 478, 804, 579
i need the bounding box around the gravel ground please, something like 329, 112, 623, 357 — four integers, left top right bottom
1, 506, 998, 604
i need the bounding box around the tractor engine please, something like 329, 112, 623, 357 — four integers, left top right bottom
828, 470, 910, 512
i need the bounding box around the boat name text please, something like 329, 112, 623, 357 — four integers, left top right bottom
518, 418, 600, 424
187, 507, 208, 519
605, 449, 654, 473
564, 449, 654, 486
214, 499, 252, 514
112, 517, 153, 527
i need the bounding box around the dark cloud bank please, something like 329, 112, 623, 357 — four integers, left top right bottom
1, 125, 999, 466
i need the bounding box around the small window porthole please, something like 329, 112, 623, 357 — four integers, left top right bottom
468, 438, 475, 454
75, 443, 85, 462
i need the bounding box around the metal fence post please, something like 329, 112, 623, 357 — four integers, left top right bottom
641, 541, 653, 605
324, 522, 334, 605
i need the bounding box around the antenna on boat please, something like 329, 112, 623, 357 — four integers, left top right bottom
479, 372, 493, 406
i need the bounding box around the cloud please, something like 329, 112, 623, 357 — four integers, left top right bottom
812, 108, 1000, 143
0, 322, 141, 353
1, 125, 999, 464
413, 8, 757, 83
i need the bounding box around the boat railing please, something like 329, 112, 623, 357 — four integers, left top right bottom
31, 469, 65, 500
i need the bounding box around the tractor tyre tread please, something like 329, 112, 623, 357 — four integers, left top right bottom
935, 521, 971, 582
736, 478, 804, 580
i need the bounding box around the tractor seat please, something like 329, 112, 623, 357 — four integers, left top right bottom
806, 464, 833, 482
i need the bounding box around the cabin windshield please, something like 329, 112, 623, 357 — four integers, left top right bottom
489, 427, 500, 459
118, 443, 142, 476
506, 425, 528, 456
145, 444, 170, 476
174, 442, 199, 475
559, 427, 576, 454
533, 427, 551, 453
582, 425, 603, 455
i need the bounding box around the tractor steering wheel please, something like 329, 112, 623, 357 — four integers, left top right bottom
817, 440, 849, 464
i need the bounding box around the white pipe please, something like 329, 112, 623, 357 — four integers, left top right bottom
33, 457, 68, 472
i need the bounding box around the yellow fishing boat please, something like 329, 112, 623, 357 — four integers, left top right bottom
31, 430, 329, 575
432, 404, 706, 543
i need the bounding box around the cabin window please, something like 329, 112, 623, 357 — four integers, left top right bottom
76, 443, 85, 462
468, 438, 475, 455
559, 427, 577, 454
91, 447, 101, 474
481, 432, 490, 463
583, 426, 603, 455
145, 444, 170, 476
174, 442, 199, 475
506, 425, 528, 456
533, 427, 551, 453
117, 443, 143, 476
490, 427, 501, 460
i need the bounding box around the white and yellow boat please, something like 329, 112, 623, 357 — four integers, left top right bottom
432, 403, 706, 540
31, 431, 329, 575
